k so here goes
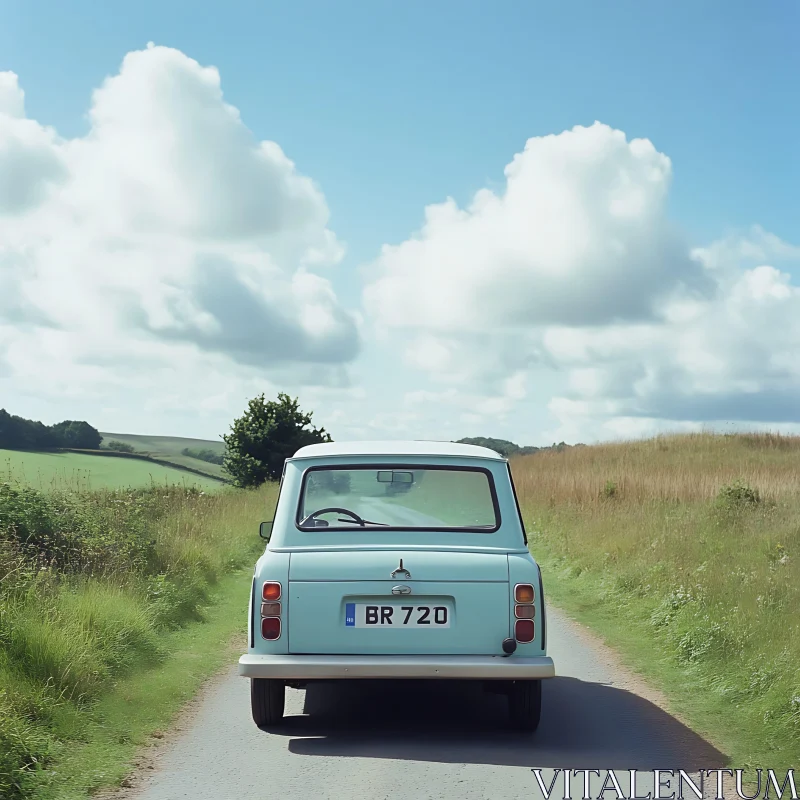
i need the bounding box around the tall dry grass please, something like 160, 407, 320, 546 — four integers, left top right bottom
513, 432, 800, 505
512, 432, 800, 769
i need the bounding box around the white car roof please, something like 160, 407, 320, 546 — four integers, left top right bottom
291, 440, 506, 461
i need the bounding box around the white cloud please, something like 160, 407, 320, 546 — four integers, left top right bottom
365, 122, 709, 335
0, 46, 359, 412
544, 251, 800, 441
365, 122, 800, 443
4, 51, 799, 450
0, 71, 67, 214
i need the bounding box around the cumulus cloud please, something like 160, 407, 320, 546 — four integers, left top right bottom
0, 45, 358, 405
365, 122, 800, 442
0, 71, 67, 214
365, 122, 710, 334
546, 257, 800, 439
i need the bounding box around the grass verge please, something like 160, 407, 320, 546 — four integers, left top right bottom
1, 480, 275, 800
513, 432, 800, 773
28, 568, 251, 800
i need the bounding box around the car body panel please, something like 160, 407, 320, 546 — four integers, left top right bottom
287, 549, 509, 582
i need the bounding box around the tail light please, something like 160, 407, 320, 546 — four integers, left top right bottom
260, 581, 282, 639
513, 583, 535, 642
261, 617, 281, 640
515, 584, 535, 603
262, 582, 281, 601
515, 619, 535, 642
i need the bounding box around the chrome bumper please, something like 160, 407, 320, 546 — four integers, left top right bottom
238, 654, 555, 680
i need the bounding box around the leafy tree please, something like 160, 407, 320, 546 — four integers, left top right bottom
223, 393, 331, 487
50, 420, 102, 449
0, 410, 103, 450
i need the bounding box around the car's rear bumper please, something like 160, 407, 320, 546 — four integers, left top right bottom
238, 654, 555, 680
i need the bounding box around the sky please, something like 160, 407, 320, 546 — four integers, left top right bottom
1, 0, 799, 447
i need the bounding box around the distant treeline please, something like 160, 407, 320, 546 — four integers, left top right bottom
182, 447, 225, 465
455, 436, 583, 458
0, 409, 102, 450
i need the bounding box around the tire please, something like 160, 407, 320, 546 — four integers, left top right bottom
250, 678, 285, 728
508, 679, 542, 731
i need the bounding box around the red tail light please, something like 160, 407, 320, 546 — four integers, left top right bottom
261, 617, 281, 640
259, 581, 282, 640
515, 619, 535, 642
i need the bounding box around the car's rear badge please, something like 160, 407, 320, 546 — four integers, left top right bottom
391, 585, 412, 595
390, 558, 411, 579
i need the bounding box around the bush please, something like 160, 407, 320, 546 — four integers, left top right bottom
181, 447, 224, 465
106, 440, 135, 453
601, 480, 618, 500
717, 480, 761, 509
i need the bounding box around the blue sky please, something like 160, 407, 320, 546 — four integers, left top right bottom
1, 1, 799, 445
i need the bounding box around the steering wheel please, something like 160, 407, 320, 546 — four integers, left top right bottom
299, 507, 365, 527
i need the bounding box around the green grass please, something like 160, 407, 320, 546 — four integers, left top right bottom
25, 569, 252, 800
513, 432, 800, 772
1, 449, 222, 492
99, 433, 226, 479
1, 480, 275, 799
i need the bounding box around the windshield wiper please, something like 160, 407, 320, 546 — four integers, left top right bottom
337, 516, 389, 527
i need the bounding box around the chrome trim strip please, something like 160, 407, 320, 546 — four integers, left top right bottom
238, 654, 555, 680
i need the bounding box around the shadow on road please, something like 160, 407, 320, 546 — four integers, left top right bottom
269, 678, 728, 769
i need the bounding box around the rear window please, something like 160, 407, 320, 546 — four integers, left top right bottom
296, 466, 500, 531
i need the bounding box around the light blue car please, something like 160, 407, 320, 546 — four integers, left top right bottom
238, 440, 555, 731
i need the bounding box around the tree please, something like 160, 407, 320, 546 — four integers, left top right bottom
50, 420, 102, 449
223, 393, 331, 487
455, 437, 522, 458
0, 410, 102, 450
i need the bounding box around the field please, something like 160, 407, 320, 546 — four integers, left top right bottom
0, 449, 223, 492
99, 432, 226, 479
512, 432, 800, 771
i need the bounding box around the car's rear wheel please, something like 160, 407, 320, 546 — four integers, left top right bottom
508, 679, 542, 731
251, 678, 285, 728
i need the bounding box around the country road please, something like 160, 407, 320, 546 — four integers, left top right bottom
113, 607, 726, 800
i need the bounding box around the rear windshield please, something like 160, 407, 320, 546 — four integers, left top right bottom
296, 466, 499, 531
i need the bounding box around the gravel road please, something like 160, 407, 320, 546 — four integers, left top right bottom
115, 606, 726, 800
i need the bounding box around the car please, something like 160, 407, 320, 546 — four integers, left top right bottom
237, 440, 556, 731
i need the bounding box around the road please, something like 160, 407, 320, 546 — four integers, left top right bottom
115, 607, 725, 800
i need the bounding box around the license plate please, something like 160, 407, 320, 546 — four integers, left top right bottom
345, 603, 450, 628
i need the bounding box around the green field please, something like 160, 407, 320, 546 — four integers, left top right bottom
99, 432, 226, 479
0, 449, 223, 492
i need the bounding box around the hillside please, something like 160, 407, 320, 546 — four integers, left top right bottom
512, 431, 800, 770
0, 448, 223, 492
99, 432, 227, 479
